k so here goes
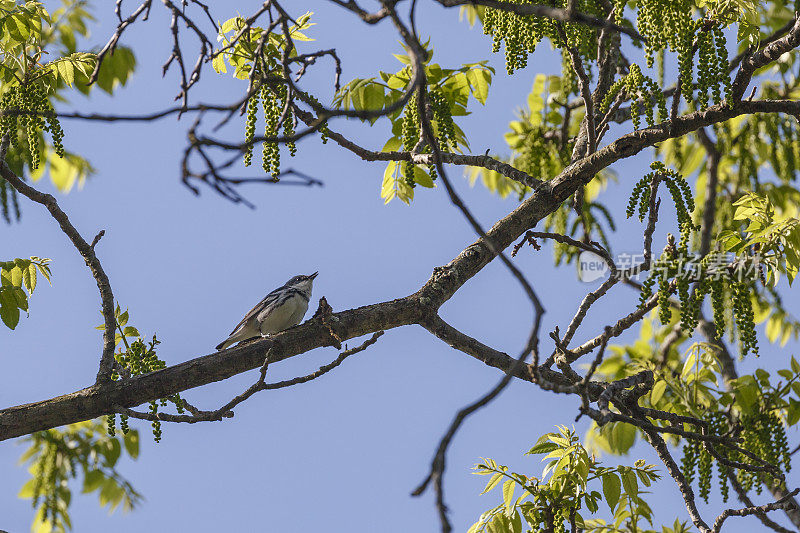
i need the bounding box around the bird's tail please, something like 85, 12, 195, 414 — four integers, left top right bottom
215, 327, 256, 351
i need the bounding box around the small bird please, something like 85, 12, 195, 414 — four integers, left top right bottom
215, 272, 318, 351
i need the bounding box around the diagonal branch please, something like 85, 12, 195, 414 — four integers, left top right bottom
731, 15, 800, 101
0, 141, 117, 384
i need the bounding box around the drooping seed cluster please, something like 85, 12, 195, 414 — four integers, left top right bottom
399, 88, 457, 188
481, 0, 604, 77
681, 408, 791, 503
401, 91, 421, 187
627, 162, 694, 231
242, 81, 298, 180
516, 126, 572, 185
602, 64, 667, 129
0, 82, 65, 170
731, 114, 800, 187
630, 162, 760, 355
635, 0, 731, 107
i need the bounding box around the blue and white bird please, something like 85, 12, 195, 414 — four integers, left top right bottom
215, 272, 318, 351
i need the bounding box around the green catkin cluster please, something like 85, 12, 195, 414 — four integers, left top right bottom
429, 88, 456, 155
634, 0, 731, 107
658, 267, 672, 324
303, 93, 331, 144
106, 335, 180, 443
106, 412, 116, 437
601, 64, 667, 129
29, 437, 64, 527
694, 23, 733, 108
636, 0, 696, 99
756, 114, 800, 183
683, 408, 791, 501
681, 440, 700, 487
627, 163, 694, 233
517, 125, 571, 185
241, 82, 298, 180
261, 85, 282, 178
545, 204, 570, 265
481, 0, 603, 78
709, 412, 731, 502
697, 438, 713, 502
681, 413, 732, 504
732, 280, 759, 357
0, 82, 65, 171
631, 163, 719, 332
400, 92, 420, 188
736, 409, 791, 492
398, 89, 456, 188
243, 90, 260, 167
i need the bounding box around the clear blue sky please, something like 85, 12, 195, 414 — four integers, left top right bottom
1, 1, 798, 531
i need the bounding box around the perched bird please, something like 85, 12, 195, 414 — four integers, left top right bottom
215, 272, 318, 351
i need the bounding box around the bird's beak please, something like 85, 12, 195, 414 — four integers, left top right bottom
309, 271, 319, 280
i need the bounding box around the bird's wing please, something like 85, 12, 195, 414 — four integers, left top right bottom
227, 287, 286, 336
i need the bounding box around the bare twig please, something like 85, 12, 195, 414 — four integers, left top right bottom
713, 489, 800, 533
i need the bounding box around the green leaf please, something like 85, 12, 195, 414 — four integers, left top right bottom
55, 58, 75, 86
466, 68, 491, 105
0, 291, 21, 329
123, 431, 140, 459
650, 380, 667, 405
621, 469, 638, 498
23, 262, 37, 293
104, 439, 122, 467
9, 265, 23, 287
527, 441, 558, 454
481, 472, 503, 494
82, 470, 105, 493
413, 166, 434, 188
602, 473, 621, 511
502, 479, 515, 512
734, 381, 758, 411
18, 477, 37, 498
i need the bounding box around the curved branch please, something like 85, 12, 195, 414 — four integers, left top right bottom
0, 152, 117, 384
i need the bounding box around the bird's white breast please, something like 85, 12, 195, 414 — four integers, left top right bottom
258, 294, 309, 335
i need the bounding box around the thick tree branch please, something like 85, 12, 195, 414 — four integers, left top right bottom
3, 92, 800, 441
731, 15, 800, 101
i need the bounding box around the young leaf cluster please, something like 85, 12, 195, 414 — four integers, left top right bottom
469, 426, 672, 533
18, 420, 141, 533
718, 192, 800, 286
592, 339, 800, 506
334, 45, 494, 204
0, 255, 50, 329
